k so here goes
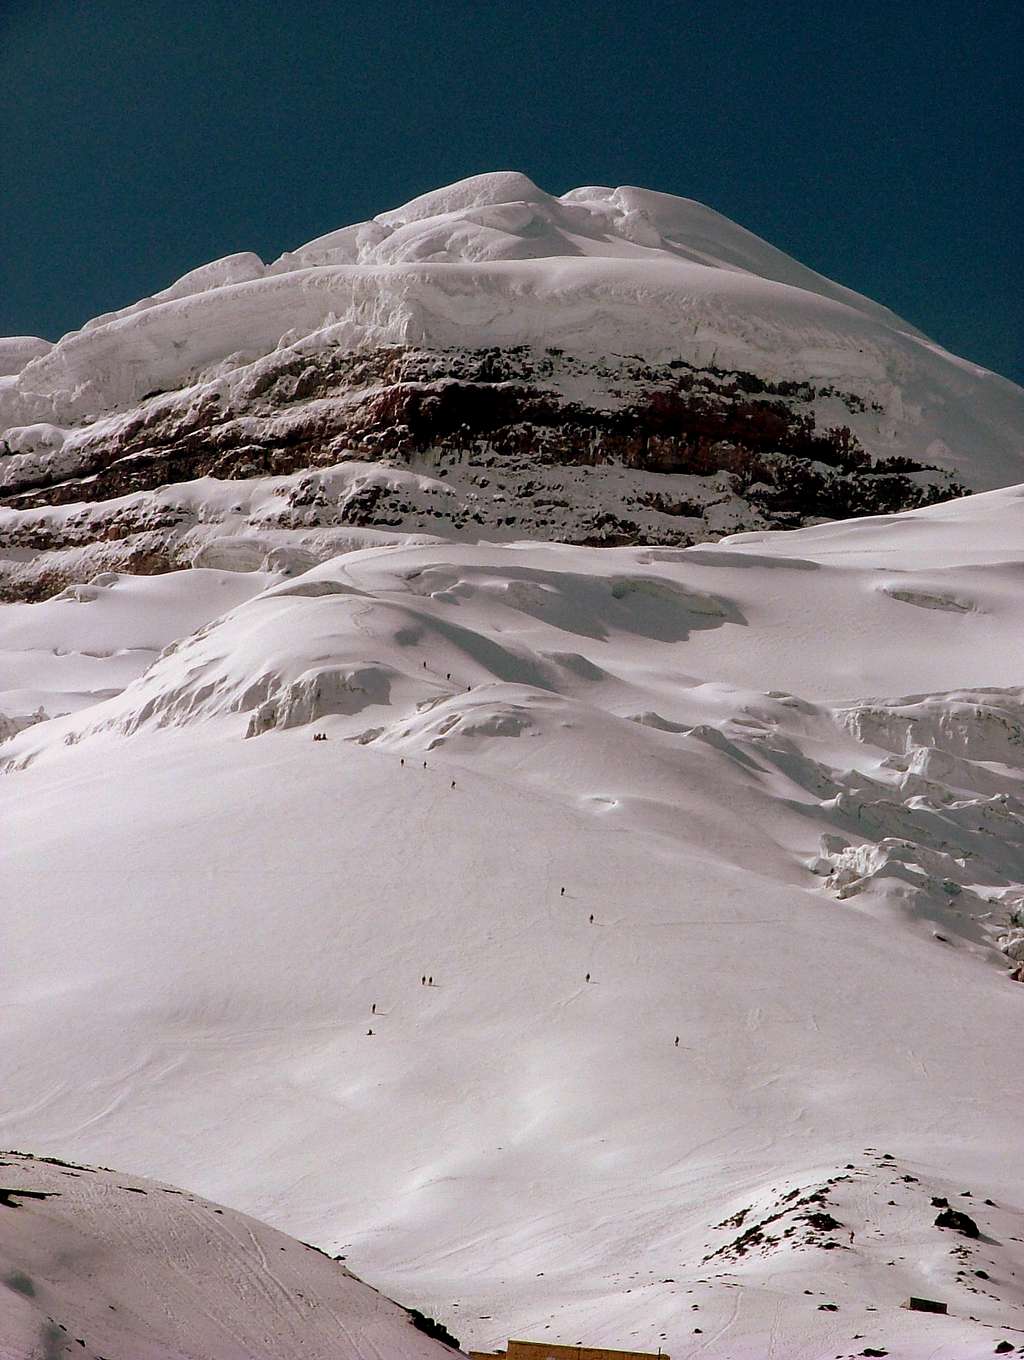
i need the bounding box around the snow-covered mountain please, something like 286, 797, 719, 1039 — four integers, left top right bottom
3, 175, 1024, 1358
0, 1150, 462, 1358
3, 173, 1023, 602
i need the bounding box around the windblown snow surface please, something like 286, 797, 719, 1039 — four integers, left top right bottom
3, 483, 1024, 1357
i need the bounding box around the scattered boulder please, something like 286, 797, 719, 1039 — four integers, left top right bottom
804, 1211, 843, 1231
0, 1187, 59, 1208
935, 1207, 981, 1238
407, 1308, 461, 1351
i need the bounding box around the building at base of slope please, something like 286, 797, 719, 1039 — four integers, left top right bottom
468, 1340, 670, 1360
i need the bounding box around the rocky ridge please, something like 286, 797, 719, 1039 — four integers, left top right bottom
0, 346, 964, 601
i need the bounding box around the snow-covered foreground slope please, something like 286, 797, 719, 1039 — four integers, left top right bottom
2, 486, 1023, 1358
0, 1151, 461, 1359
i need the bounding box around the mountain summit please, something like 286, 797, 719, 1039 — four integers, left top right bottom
2, 174, 1022, 600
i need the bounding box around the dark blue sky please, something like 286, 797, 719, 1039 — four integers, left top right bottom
2, 0, 1021, 382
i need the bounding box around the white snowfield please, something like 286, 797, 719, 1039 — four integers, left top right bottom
2, 171, 1022, 488
0, 1151, 459, 1359
2, 484, 1024, 1358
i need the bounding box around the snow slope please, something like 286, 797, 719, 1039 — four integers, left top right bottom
2, 173, 1021, 491
0, 566, 275, 729
2, 484, 1024, 1357
0, 1150, 461, 1359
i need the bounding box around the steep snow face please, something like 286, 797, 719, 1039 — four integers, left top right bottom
0, 1151, 460, 1359
2, 485, 1023, 1358
0, 337, 52, 377
1, 172, 1021, 497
